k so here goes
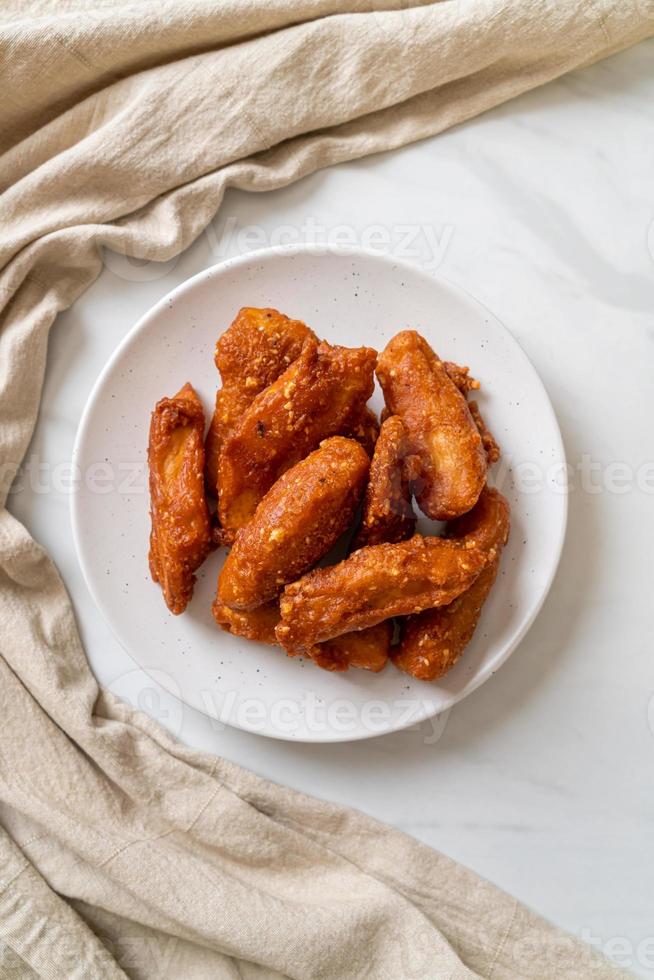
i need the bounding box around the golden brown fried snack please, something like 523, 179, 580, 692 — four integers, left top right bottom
440, 363, 499, 462
205, 307, 316, 495
310, 622, 392, 673
217, 437, 369, 610
376, 331, 486, 521
212, 600, 281, 645
212, 600, 390, 673
343, 415, 418, 670
214, 518, 390, 673
340, 404, 380, 458
218, 339, 376, 536
276, 536, 486, 653
468, 400, 501, 464
352, 415, 417, 550
393, 487, 510, 681
444, 360, 480, 395
204, 402, 224, 499
148, 383, 211, 614
446, 484, 510, 552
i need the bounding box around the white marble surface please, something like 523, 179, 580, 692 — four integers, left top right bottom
9, 40, 654, 977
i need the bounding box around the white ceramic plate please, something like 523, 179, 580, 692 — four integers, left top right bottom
71, 245, 567, 742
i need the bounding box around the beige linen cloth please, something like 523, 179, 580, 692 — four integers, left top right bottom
0, 2, 651, 977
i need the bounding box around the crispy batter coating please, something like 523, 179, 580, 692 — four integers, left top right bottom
217, 437, 369, 610
376, 331, 487, 521
444, 361, 480, 394
205, 307, 315, 495
343, 414, 418, 670
218, 339, 376, 536
340, 405, 380, 458
439, 362, 499, 462
212, 600, 390, 672
212, 600, 281, 645
393, 487, 510, 681
352, 415, 417, 550
215, 416, 400, 671
468, 400, 501, 464
148, 383, 211, 614
310, 622, 392, 673
204, 400, 223, 499
276, 536, 486, 653
446, 483, 510, 551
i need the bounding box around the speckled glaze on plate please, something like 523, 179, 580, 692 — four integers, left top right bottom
71, 245, 567, 742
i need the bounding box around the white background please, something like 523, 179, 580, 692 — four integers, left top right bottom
9, 39, 654, 978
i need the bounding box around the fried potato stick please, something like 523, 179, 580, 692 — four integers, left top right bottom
393, 487, 510, 681
205, 307, 315, 495
376, 331, 486, 521
148, 383, 211, 614
276, 536, 486, 653
218, 339, 376, 536
217, 437, 369, 609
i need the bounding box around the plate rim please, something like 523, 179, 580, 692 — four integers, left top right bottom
70, 243, 568, 742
